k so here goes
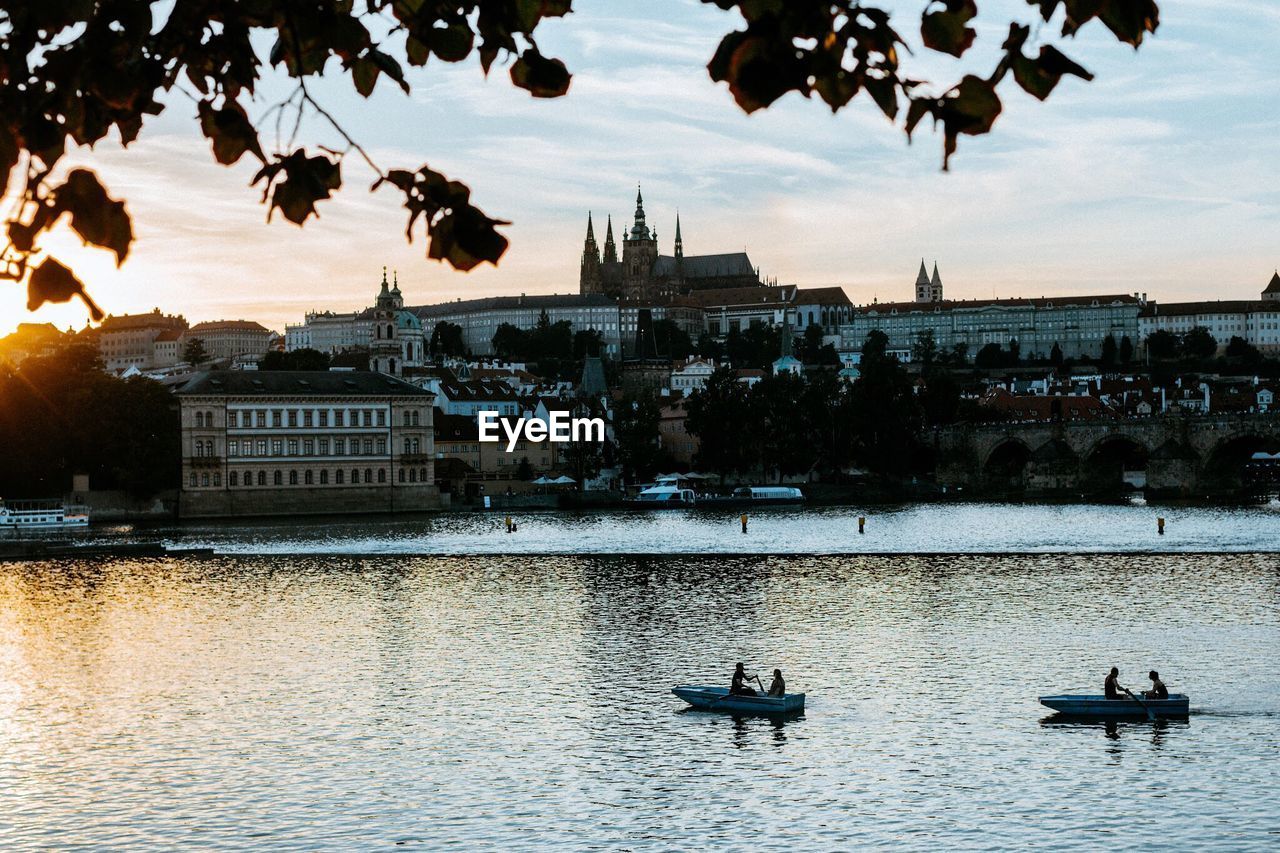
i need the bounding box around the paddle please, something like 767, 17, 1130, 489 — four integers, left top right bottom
1124, 687, 1156, 722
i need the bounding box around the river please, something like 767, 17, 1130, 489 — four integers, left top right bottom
2, 508, 1278, 848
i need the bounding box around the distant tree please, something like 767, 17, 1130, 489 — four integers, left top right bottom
1181, 326, 1218, 360
652, 319, 693, 360
1144, 330, 1179, 361
911, 329, 939, 373
429, 321, 467, 358
848, 330, 923, 475
182, 337, 209, 366
491, 323, 526, 360
752, 373, 815, 481
572, 328, 604, 360
1119, 335, 1134, 364
687, 366, 756, 482
1225, 335, 1262, 365
330, 348, 370, 370
695, 333, 725, 362
613, 392, 665, 484
975, 343, 1005, 369
920, 370, 962, 426
516, 456, 534, 481
259, 348, 330, 370
948, 341, 969, 366
1100, 334, 1118, 368
1007, 338, 1021, 365
1049, 342, 1064, 367
800, 323, 825, 363
725, 324, 781, 370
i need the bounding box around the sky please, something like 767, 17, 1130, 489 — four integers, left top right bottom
2, 0, 1278, 337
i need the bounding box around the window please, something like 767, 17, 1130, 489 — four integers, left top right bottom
320, 470, 328, 485
229, 440, 239, 457
336, 469, 344, 484
420, 467, 427, 482
196, 411, 205, 428
303, 410, 313, 427
274, 470, 283, 486
399, 468, 406, 483
303, 440, 314, 455
206, 411, 215, 426
319, 410, 328, 427
230, 471, 238, 487
351, 468, 360, 484
201, 473, 210, 487
190, 472, 197, 487
256, 411, 266, 428
272, 439, 283, 456
412, 410, 420, 426
335, 438, 345, 456
288, 439, 298, 456
404, 411, 411, 427
272, 410, 282, 427
404, 437, 412, 453
367, 468, 374, 484
258, 471, 266, 486
377, 438, 387, 455
377, 410, 386, 427
304, 470, 313, 485
213, 473, 221, 487
257, 440, 267, 456
288, 410, 298, 428
409, 468, 416, 483
364, 439, 373, 455
319, 439, 329, 455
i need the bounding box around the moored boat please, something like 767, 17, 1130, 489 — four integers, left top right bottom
672, 685, 805, 715
1039, 693, 1189, 719
700, 485, 805, 507
0, 498, 89, 532
626, 480, 697, 507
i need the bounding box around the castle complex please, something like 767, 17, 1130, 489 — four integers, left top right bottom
579, 187, 762, 301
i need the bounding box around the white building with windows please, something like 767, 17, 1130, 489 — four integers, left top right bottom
1138, 275, 1280, 354
176, 370, 442, 517
415, 293, 623, 357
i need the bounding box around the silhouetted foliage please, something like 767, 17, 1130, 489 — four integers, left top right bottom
259, 348, 329, 370
182, 336, 209, 366
0, 344, 178, 497
1144, 329, 1179, 361
1, 1, 1157, 317
429, 321, 467, 358
1101, 333, 1118, 368
1181, 326, 1217, 360
652, 319, 693, 360
613, 391, 666, 484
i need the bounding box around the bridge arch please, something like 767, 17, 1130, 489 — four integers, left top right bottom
1201, 433, 1280, 493
982, 437, 1033, 492
1081, 434, 1150, 494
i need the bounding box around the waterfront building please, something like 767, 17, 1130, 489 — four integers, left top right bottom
433, 408, 560, 496
837, 264, 1144, 360
1138, 275, 1280, 354
670, 358, 717, 394
579, 187, 761, 301
185, 319, 274, 362
175, 370, 442, 518
414, 293, 623, 357
89, 308, 188, 372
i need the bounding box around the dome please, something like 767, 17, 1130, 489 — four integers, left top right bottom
395, 310, 422, 330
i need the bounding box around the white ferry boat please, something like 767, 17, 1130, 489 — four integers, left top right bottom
0, 499, 90, 531
626, 477, 698, 507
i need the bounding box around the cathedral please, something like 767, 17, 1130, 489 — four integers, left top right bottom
579, 187, 762, 301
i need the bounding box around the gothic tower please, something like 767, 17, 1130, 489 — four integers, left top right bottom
621, 185, 659, 301
915, 259, 931, 303
579, 212, 602, 294
603, 215, 617, 263
929, 262, 944, 302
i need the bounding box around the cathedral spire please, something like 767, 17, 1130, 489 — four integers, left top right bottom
586, 211, 596, 241
379, 266, 390, 295
674, 211, 684, 260
630, 184, 649, 240
916, 259, 929, 286
603, 215, 617, 263
392, 269, 401, 294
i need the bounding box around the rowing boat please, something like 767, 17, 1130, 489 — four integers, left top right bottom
1038, 693, 1189, 719
671, 685, 805, 715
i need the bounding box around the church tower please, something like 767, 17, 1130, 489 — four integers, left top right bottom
579, 212, 602, 294
930, 262, 944, 302
621, 185, 659, 301
371, 267, 402, 376
915, 260, 931, 303
603, 215, 617, 263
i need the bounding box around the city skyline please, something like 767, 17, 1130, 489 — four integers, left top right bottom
2, 0, 1277, 337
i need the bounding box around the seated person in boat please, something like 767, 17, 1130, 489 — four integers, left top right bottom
730, 663, 757, 696
1104, 667, 1124, 699
1144, 670, 1169, 700
767, 669, 786, 697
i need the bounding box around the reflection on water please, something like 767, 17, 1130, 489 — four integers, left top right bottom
1, 552, 1278, 848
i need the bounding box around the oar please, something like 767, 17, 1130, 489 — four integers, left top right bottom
1124, 687, 1156, 722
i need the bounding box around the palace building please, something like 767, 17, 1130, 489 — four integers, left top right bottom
579, 186, 761, 301
175, 370, 442, 518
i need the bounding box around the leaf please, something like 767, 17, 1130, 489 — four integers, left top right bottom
52, 169, 134, 265
0, 125, 17, 200
509, 48, 571, 98
1013, 45, 1094, 101
429, 22, 475, 63
197, 100, 265, 164
28, 257, 104, 320
864, 76, 899, 120
254, 151, 342, 225
368, 48, 409, 93
427, 208, 510, 272
939, 75, 1002, 169
707, 31, 807, 114
351, 56, 380, 97
921, 0, 978, 58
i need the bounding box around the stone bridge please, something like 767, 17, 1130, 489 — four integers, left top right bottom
934, 413, 1280, 497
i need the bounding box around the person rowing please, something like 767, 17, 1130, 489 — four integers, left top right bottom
729, 662, 759, 696
1144, 670, 1169, 700
1104, 666, 1124, 700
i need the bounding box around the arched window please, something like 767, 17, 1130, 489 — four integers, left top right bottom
366, 468, 374, 484
258, 471, 266, 486
420, 467, 427, 482
304, 470, 313, 485
335, 469, 344, 484
351, 468, 360, 483
206, 411, 215, 426
273, 470, 283, 486
320, 470, 328, 485
229, 471, 238, 487
195, 411, 205, 428
289, 470, 298, 485
403, 411, 411, 427
378, 468, 386, 483
409, 468, 417, 483
398, 468, 406, 483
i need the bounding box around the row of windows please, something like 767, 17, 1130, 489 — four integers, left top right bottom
188, 467, 432, 488
196, 436, 425, 458
197, 408, 413, 429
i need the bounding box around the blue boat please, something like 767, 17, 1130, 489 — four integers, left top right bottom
672, 685, 805, 715
1039, 693, 1190, 720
